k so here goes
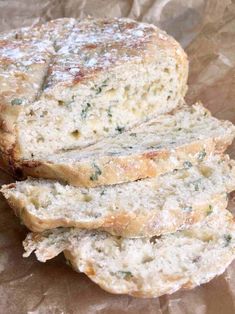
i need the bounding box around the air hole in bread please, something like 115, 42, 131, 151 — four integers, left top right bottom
142, 256, 154, 263
83, 194, 92, 202
71, 130, 80, 138
199, 166, 213, 178
106, 88, 116, 97
36, 136, 45, 143
150, 235, 161, 244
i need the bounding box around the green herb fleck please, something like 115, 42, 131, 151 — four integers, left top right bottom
108, 151, 119, 156
123, 146, 133, 149
96, 87, 102, 94
198, 149, 206, 162
116, 126, 125, 134
182, 206, 193, 212
90, 163, 102, 181
183, 161, 193, 169
224, 234, 232, 247
129, 133, 137, 137
81, 103, 91, 119
101, 79, 109, 87
100, 190, 105, 196
11, 98, 23, 105
206, 205, 213, 216
118, 271, 133, 279
191, 179, 201, 191
107, 106, 112, 117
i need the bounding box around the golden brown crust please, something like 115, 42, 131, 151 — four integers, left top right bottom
43, 18, 188, 89
21, 136, 232, 188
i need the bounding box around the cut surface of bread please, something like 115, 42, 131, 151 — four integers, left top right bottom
22, 103, 235, 187
0, 17, 188, 171
2, 155, 235, 236
23, 208, 235, 298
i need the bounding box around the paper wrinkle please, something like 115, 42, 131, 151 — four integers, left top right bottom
0, 0, 235, 313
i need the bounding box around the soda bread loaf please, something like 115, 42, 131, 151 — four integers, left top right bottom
2, 155, 235, 237
21, 103, 235, 187
23, 208, 235, 298
0, 17, 188, 173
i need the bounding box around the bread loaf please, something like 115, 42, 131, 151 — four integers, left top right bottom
0, 17, 188, 173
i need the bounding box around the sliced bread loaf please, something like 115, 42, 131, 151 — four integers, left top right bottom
23, 208, 235, 298
2, 155, 235, 237
0, 17, 188, 172
21, 103, 235, 187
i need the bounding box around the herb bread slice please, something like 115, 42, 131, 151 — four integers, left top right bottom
21, 103, 235, 187
23, 208, 235, 298
2, 155, 235, 237
0, 17, 188, 172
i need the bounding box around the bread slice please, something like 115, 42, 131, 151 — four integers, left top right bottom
2, 155, 235, 237
0, 17, 188, 172
21, 103, 235, 187
23, 208, 235, 298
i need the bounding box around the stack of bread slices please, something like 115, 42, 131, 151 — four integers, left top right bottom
1, 17, 235, 298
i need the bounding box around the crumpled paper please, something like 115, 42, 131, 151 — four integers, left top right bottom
0, 1, 235, 313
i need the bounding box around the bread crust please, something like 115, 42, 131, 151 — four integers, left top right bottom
0, 17, 188, 173
21, 136, 234, 188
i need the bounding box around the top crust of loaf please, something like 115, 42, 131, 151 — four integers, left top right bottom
0, 17, 187, 92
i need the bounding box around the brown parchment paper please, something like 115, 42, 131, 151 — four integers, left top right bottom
1, 1, 235, 313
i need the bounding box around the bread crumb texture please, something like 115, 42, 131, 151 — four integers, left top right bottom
21, 103, 235, 187
23, 209, 235, 298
